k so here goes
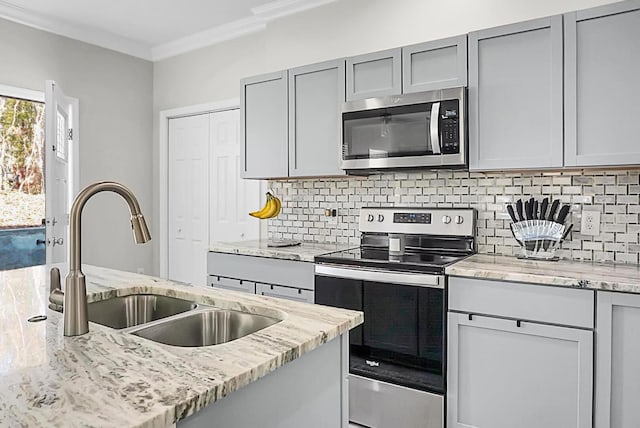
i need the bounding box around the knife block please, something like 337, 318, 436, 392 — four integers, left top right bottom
509, 220, 570, 261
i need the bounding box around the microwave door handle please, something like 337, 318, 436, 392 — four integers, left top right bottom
430, 102, 441, 154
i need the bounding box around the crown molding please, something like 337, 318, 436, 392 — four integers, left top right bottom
0, 0, 153, 60
151, 0, 339, 61
251, 0, 337, 21
151, 16, 266, 61
0, 0, 339, 62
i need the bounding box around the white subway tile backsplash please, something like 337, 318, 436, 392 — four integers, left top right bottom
268, 170, 640, 264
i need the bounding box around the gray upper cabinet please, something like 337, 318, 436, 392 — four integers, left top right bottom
240, 71, 288, 179
288, 60, 346, 177
469, 16, 564, 171
346, 48, 402, 101
402, 35, 467, 93
564, 1, 640, 167
596, 291, 640, 428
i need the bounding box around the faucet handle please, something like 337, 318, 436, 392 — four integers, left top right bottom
49, 267, 64, 308
50, 267, 61, 292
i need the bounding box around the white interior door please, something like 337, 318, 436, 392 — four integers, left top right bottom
209, 109, 260, 244
44, 80, 76, 266
168, 114, 209, 286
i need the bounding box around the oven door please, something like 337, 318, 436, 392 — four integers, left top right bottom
314, 265, 445, 392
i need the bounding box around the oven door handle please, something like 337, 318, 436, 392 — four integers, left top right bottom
315, 265, 444, 289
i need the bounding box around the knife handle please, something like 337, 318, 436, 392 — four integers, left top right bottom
547, 199, 560, 221
516, 200, 525, 221
525, 201, 533, 220
540, 198, 549, 219
556, 205, 571, 225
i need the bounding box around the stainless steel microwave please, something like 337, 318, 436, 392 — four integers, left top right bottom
341, 87, 466, 172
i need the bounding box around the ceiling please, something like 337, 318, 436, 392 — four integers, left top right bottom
0, 0, 336, 60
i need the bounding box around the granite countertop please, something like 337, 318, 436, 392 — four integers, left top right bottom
446, 254, 640, 293
0, 265, 362, 427
209, 239, 353, 262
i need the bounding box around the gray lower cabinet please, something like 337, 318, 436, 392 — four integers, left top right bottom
564, 1, 640, 167
256, 282, 314, 304
207, 251, 315, 303
346, 48, 402, 101
447, 277, 594, 428
595, 291, 640, 428
240, 71, 288, 179
468, 16, 564, 171
288, 59, 346, 177
402, 35, 467, 93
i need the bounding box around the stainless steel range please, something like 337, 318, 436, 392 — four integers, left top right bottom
314, 207, 476, 428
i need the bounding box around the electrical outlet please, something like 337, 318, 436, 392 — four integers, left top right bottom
581, 210, 601, 236
326, 204, 338, 225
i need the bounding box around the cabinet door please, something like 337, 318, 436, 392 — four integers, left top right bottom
447, 313, 593, 428
256, 283, 314, 304
596, 291, 640, 428
208, 275, 256, 294
240, 71, 288, 179
402, 35, 467, 93
346, 48, 402, 101
288, 60, 346, 177
564, 2, 640, 167
468, 16, 563, 170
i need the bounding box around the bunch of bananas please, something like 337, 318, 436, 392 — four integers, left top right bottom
249, 192, 281, 219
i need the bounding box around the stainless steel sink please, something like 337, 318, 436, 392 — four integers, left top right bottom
87, 294, 197, 329
131, 309, 281, 347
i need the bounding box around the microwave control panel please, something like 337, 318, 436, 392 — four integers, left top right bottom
440, 99, 459, 155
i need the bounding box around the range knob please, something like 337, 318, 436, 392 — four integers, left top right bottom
367, 214, 375, 222
454, 215, 464, 225
378, 214, 384, 222
442, 215, 452, 224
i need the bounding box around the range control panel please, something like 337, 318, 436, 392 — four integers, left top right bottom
393, 212, 431, 224
359, 207, 475, 237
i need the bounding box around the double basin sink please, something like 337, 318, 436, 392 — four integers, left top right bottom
78, 294, 281, 347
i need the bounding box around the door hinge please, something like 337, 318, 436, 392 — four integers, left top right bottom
68, 128, 73, 140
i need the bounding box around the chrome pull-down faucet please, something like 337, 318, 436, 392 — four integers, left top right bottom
49, 181, 151, 336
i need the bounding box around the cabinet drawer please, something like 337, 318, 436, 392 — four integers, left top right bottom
208, 252, 314, 290
256, 283, 314, 304
448, 277, 594, 328
208, 275, 256, 294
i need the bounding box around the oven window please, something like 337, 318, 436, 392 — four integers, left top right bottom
343, 103, 435, 160
363, 281, 419, 355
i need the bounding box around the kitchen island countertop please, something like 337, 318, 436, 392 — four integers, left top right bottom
0, 264, 362, 427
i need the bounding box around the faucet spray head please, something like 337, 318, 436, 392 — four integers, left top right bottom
131, 214, 151, 244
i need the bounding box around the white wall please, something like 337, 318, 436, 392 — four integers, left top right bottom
0, 17, 154, 274
152, 0, 619, 274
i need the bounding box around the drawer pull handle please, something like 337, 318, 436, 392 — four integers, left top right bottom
516, 320, 522, 328
298, 289, 302, 294
270, 285, 274, 290
468, 314, 473, 321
